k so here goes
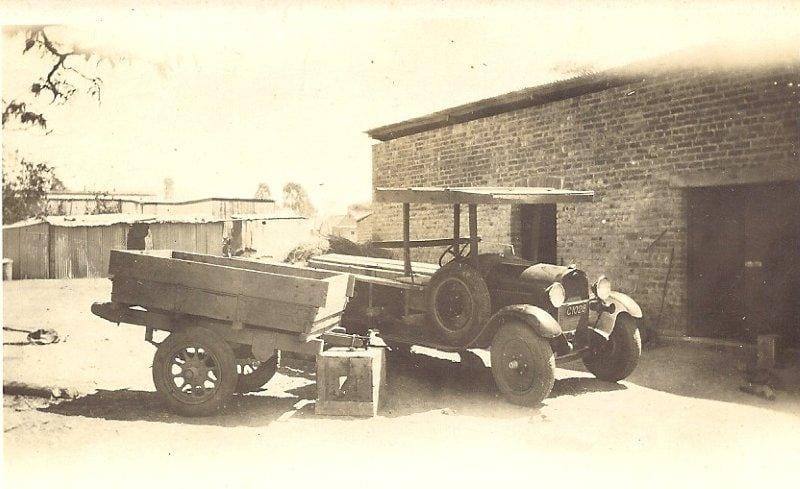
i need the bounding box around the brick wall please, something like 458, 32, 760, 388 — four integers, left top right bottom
371, 63, 800, 336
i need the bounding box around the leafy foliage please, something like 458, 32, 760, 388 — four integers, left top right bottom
254, 182, 272, 200
3, 27, 109, 221
282, 182, 316, 217
2, 159, 59, 224
2, 101, 47, 129
3, 26, 103, 130
89, 193, 122, 215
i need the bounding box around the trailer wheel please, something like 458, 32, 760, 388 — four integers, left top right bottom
152, 327, 238, 416
490, 321, 555, 406
426, 261, 491, 346
582, 314, 641, 382
236, 353, 278, 393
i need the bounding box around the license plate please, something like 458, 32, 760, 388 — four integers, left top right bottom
564, 302, 587, 317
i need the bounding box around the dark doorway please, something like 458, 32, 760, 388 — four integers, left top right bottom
126, 224, 150, 250
519, 204, 557, 264
688, 181, 800, 345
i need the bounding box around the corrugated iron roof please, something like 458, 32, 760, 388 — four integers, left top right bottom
46, 195, 275, 204
3, 213, 229, 229
231, 211, 307, 220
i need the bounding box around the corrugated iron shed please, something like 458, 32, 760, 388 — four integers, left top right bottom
2, 213, 227, 279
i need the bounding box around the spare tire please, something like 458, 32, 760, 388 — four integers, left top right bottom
426, 260, 491, 346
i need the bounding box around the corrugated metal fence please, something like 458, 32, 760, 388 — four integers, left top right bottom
3, 220, 225, 279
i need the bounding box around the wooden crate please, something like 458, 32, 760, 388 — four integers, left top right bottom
316, 347, 386, 417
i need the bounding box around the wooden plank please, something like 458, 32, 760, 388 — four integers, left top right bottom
172, 251, 338, 280
311, 253, 439, 274
308, 260, 407, 281
111, 277, 321, 333
310, 256, 437, 279
315, 273, 354, 319
306, 264, 424, 291
112, 276, 237, 321
374, 187, 594, 205
370, 237, 477, 249
109, 250, 329, 307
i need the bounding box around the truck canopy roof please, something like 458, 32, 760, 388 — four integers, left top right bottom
374, 186, 594, 205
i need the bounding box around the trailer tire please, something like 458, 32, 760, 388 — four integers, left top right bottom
490, 321, 555, 406
153, 327, 238, 417
236, 353, 278, 393
426, 261, 491, 346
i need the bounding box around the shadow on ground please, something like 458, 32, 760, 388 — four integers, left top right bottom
41, 383, 318, 428
564, 341, 800, 417
380, 350, 623, 418
39, 351, 625, 424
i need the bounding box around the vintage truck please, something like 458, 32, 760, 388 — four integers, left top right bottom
92, 186, 642, 414
309, 186, 643, 406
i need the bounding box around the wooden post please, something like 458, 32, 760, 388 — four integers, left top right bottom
403, 203, 412, 276
468, 204, 478, 265
453, 204, 461, 255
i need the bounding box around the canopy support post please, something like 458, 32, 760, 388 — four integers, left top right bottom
453, 204, 461, 256
468, 204, 478, 265
403, 203, 412, 276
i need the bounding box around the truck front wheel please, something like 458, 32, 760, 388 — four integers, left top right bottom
490, 321, 555, 406
582, 314, 641, 382
153, 327, 238, 416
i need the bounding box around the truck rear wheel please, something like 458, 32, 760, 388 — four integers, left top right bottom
426, 261, 491, 346
582, 314, 641, 382
153, 327, 238, 416
236, 353, 278, 393
490, 321, 555, 406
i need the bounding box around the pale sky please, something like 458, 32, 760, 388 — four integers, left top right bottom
2, 1, 799, 214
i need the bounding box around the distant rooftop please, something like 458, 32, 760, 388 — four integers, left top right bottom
4, 213, 228, 229
46, 194, 275, 204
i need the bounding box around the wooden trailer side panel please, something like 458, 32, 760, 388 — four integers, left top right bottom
110, 277, 319, 332
107, 250, 353, 336
109, 250, 329, 307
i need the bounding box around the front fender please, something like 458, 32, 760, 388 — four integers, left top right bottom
590, 291, 642, 337
479, 304, 562, 345
608, 291, 642, 318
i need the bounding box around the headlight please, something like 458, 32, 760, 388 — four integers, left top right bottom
547, 282, 566, 308
594, 276, 612, 300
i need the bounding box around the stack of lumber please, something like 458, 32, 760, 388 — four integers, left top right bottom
308, 253, 439, 282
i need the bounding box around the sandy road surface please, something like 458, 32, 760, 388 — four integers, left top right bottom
4, 279, 800, 488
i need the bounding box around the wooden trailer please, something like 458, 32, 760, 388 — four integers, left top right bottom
92, 249, 364, 416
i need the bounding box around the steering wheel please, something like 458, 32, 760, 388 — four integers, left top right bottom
438, 242, 471, 267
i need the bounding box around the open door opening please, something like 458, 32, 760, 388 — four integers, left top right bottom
688, 181, 800, 345
519, 204, 557, 264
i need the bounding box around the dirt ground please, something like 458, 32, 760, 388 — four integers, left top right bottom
4, 278, 800, 488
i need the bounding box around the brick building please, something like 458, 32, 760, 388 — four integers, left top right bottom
367, 49, 799, 343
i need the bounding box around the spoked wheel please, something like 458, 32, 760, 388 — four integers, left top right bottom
236, 354, 278, 393
152, 327, 238, 417
490, 321, 555, 407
